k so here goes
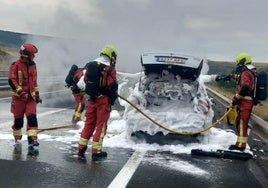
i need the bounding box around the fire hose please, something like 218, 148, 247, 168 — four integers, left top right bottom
37, 94, 232, 135
38, 124, 76, 133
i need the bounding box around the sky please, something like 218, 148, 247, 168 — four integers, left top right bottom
1, 0, 268, 73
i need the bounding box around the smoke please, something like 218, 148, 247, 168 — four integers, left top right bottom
24, 36, 96, 107
23, 34, 211, 107
27, 36, 92, 76
22, 34, 144, 107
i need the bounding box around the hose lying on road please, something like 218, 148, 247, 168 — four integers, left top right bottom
37, 94, 232, 136
38, 124, 77, 133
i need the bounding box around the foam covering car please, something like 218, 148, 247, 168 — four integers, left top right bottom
121, 52, 215, 143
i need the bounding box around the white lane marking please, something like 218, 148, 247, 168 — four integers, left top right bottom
38, 108, 68, 117
108, 149, 146, 188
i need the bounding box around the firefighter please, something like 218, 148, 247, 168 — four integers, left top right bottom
8, 43, 42, 149
78, 45, 118, 161
70, 67, 86, 124
228, 52, 256, 151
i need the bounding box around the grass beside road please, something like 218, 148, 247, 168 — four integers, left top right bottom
0, 90, 10, 98
208, 84, 268, 122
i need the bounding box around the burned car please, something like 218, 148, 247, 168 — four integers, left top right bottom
122, 52, 214, 143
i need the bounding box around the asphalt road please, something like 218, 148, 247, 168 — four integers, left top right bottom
0, 97, 268, 188
0, 139, 267, 188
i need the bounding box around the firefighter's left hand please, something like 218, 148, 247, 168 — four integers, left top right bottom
109, 93, 118, 105
232, 96, 239, 106
19, 91, 28, 101
36, 96, 42, 104
215, 75, 223, 82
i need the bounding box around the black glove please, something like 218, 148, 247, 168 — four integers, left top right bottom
72, 86, 81, 94
110, 82, 118, 92
215, 75, 223, 82
223, 75, 231, 81
253, 98, 259, 105
232, 96, 239, 106
215, 75, 232, 82
109, 93, 118, 105
36, 96, 42, 104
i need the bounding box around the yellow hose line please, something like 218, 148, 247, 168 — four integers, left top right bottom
37, 124, 76, 133
37, 94, 231, 135
118, 94, 232, 136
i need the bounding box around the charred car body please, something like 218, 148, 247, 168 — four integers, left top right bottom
123, 52, 214, 144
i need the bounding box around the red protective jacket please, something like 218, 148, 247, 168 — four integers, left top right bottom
8, 58, 39, 99
236, 66, 256, 99
101, 65, 117, 91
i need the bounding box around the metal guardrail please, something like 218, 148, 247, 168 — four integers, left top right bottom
0, 77, 8, 81
0, 86, 9, 89
0, 70, 9, 89
0, 77, 9, 89
206, 87, 268, 135
0, 70, 8, 76
0, 75, 66, 89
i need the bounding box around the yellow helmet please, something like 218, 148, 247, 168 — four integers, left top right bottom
100, 44, 118, 61
235, 52, 252, 65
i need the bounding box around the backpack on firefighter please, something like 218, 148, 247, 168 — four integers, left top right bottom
65, 64, 85, 93
65, 64, 79, 88
84, 61, 106, 100
84, 61, 117, 104
254, 71, 267, 104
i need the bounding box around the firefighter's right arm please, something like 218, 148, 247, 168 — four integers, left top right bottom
8, 63, 27, 98
215, 74, 236, 82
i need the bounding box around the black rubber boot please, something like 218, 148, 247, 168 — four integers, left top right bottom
92, 152, 107, 161
28, 136, 39, 147
78, 146, 88, 160
229, 145, 245, 151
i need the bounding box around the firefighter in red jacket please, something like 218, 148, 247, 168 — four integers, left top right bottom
229, 52, 256, 151
70, 67, 86, 124
8, 43, 41, 149
78, 45, 118, 161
